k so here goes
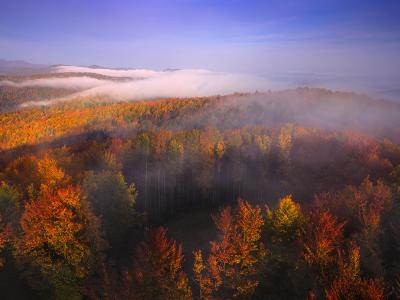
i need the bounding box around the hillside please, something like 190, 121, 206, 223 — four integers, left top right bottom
1, 79, 400, 299
0, 61, 400, 300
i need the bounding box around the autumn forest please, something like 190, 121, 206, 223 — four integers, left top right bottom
0, 76, 399, 300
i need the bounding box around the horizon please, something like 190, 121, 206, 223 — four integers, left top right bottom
1, 0, 400, 79
1, 56, 399, 102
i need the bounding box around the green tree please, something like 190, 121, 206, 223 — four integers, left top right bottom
83, 170, 143, 256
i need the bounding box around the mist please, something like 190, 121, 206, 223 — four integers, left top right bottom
76, 69, 274, 100
0, 77, 111, 90
1, 64, 399, 111
0, 68, 278, 107
53, 65, 161, 79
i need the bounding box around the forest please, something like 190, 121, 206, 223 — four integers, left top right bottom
0, 87, 400, 299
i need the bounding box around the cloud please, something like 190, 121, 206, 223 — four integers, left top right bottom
7, 68, 277, 108
52, 65, 162, 79
75, 69, 274, 100
8, 65, 397, 109
0, 68, 377, 99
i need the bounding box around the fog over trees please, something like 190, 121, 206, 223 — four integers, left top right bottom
0, 70, 399, 299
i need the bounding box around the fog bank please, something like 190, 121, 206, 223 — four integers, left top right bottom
2, 64, 398, 109
52, 65, 164, 79
76, 69, 273, 100
2, 68, 277, 107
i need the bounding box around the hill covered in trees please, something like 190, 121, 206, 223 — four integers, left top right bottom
0, 87, 399, 299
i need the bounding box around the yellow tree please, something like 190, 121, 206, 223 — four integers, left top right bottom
277, 123, 294, 179
4, 155, 69, 199
262, 195, 305, 298
265, 195, 304, 243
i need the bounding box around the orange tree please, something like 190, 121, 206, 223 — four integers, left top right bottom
193, 199, 266, 299
14, 157, 106, 300
123, 227, 192, 300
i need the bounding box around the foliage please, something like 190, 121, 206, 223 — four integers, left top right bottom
83, 170, 143, 256
325, 243, 385, 300
0, 91, 399, 298
194, 199, 266, 299
123, 227, 192, 300
265, 195, 304, 243
12, 159, 105, 299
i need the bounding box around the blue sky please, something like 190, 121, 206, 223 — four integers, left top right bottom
1, 0, 399, 78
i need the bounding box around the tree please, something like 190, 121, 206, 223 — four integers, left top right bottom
123, 227, 192, 300
83, 170, 143, 256
276, 123, 293, 179
314, 178, 392, 277
194, 199, 266, 299
167, 138, 185, 212
314, 177, 392, 235
380, 190, 400, 292
261, 195, 305, 298
136, 132, 151, 211
265, 195, 304, 244
4, 155, 69, 199
325, 243, 384, 300
0, 182, 20, 266
301, 209, 345, 296
193, 250, 212, 300
15, 184, 105, 300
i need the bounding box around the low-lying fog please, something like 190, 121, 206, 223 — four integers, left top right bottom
0, 65, 399, 108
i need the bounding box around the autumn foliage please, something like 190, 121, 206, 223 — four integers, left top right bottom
193, 200, 266, 299
123, 227, 192, 300
0, 91, 399, 299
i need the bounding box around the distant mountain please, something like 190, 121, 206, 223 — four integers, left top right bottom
0, 59, 49, 75
54, 64, 126, 70
378, 88, 400, 100
86, 64, 108, 69
163, 68, 181, 72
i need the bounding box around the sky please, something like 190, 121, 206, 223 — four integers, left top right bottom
1, 0, 400, 80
